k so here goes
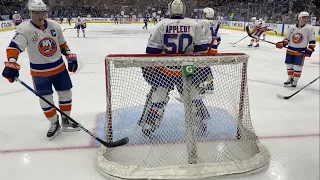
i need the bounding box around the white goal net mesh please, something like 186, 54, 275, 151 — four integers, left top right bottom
96, 53, 270, 179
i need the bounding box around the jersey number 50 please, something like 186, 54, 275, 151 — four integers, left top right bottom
164, 34, 192, 54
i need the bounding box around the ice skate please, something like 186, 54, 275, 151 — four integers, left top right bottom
61, 116, 81, 132
254, 44, 259, 47
291, 80, 298, 88
247, 44, 253, 47
284, 77, 293, 86
47, 119, 62, 141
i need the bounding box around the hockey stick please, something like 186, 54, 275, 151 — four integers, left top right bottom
277, 76, 320, 99
245, 26, 286, 48
229, 35, 248, 46
63, 27, 74, 32
15, 77, 129, 148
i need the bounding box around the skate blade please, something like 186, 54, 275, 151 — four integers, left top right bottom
62, 127, 81, 132
48, 130, 62, 141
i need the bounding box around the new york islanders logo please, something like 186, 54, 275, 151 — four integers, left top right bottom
38, 38, 57, 57
292, 33, 304, 44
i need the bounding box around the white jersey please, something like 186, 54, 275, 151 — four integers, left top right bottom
75, 18, 85, 26
146, 18, 208, 54
284, 24, 316, 56
12, 13, 22, 22
7, 19, 67, 77
198, 19, 221, 44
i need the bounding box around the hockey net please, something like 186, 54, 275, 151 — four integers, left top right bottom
96, 53, 270, 179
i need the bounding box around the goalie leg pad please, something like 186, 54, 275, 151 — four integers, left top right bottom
139, 87, 170, 135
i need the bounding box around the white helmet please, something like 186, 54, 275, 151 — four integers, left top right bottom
168, 0, 185, 17
298, 11, 309, 21
255, 19, 263, 26
28, 0, 47, 11
203, 7, 214, 19
259, 18, 263, 21
251, 17, 256, 22
78, 16, 81, 18
14, 11, 17, 13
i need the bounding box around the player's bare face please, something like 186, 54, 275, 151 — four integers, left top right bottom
31, 11, 47, 26
299, 16, 309, 26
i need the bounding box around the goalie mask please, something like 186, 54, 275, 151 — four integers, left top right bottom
168, 0, 185, 18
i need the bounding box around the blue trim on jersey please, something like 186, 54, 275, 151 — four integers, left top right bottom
42, 107, 53, 111
146, 47, 163, 54
30, 20, 48, 30
59, 100, 72, 104
194, 44, 209, 53
30, 57, 63, 70
8, 41, 23, 52
288, 46, 306, 52
217, 37, 221, 42
309, 40, 316, 44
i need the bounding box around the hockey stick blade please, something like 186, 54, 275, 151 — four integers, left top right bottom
100, 137, 129, 148
276, 94, 290, 99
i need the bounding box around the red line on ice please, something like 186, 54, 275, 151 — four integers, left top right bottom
0, 133, 318, 154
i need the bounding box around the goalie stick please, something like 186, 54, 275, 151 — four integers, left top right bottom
276, 76, 320, 99
15, 78, 129, 148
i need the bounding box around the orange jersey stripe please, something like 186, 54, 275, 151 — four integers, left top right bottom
31, 64, 66, 77
6, 48, 20, 59
156, 66, 182, 77
286, 50, 304, 56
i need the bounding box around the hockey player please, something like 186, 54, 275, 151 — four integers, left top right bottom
152, 17, 158, 25
259, 18, 266, 40
197, 7, 221, 94
59, 16, 63, 24
114, 15, 119, 24
248, 20, 271, 47
2, 0, 80, 140
67, 15, 72, 25
142, 16, 149, 29
75, 16, 86, 37
12, 11, 22, 26
276, 11, 316, 87
138, 0, 211, 136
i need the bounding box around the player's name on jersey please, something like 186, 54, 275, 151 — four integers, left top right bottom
166, 25, 191, 33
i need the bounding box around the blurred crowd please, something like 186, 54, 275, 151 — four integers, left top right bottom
0, 0, 319, 25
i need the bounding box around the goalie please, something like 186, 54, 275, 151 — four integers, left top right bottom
138, 0, 211, 136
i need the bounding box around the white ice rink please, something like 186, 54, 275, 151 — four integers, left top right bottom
0, 23, 319, 180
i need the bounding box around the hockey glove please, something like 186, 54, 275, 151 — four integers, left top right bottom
305, 46, 314, 57
2, 61, 20, 83
276, 41, 285, 49
66, 54, 78, 72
